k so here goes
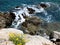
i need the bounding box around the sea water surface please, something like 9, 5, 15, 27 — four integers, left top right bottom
0, 0, 60, 22
0, 0, 60, 11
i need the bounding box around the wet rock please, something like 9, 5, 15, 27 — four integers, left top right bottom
21, 16, 44, 35
4, 12, 15, 27
40, 3, 47, 8
15, 6, 22, 10
56, 39, 60, 42
55, 39, 60, 45
48, 30, 60, 45
27, 7, 35, 14
38, 3, 50, 9
51, 39, 60, 45
16, 6, 20, 8
0, 12, 15, 28
21, 16, 60, 36
22, 16, 54, 36
10, 12, 16, 20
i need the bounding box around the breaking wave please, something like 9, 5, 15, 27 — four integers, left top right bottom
10, 2, 60, 28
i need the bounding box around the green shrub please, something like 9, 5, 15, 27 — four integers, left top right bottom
9, 33, 26, 45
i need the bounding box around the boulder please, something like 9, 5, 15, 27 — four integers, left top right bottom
49, 31, 60, 45
0, 12, 15, 28
0, 28, 23, 45
21, 16, 60, 37
0, 28, 55, 45
21, 16, 44, 35
15, 6, 20, 8
55, 39, 60, 45
0, 16, 6, 28
40, 3, 47, 8
27, 7, 35, 14
25, 34, 56, 45
0, 28, 23, 34
0, 41, 15, 45
38, 3, 50, 8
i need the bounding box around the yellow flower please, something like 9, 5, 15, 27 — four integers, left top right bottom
17, 33, 21, 37
9, 32, 27, 45
17, 43, 22, 45
22, 38, 25, 41
16, 38, 19, 41
9, 32, 15, 38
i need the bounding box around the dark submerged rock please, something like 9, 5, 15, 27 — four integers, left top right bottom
55, 39, 60, 45
39, 3, 48, 8
16, 6, 20, 8
56, 39, 60, 42
27, 7, 35, 14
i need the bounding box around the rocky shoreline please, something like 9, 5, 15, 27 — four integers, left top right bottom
0, 28, 56, 45
0, 12, 15, 28
0, 3, 60, 45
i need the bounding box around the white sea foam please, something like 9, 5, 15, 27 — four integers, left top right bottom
46, 15, 53, 23
11, 3, 53, 28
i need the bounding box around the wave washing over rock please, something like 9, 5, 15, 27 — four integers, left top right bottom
0, 2, 60, 45
10, 3, 45, 28
0, 2, 60, 35
9, 2, 60, 29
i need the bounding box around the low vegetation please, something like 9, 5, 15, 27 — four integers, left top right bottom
9, 32, 27, 45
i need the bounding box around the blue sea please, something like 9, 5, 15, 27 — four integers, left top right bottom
0, 0, 60, 22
